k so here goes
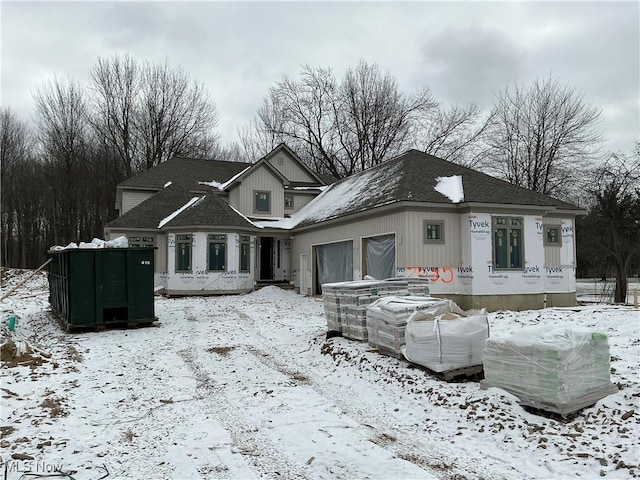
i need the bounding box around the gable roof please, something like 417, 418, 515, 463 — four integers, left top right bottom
263, 143, 326, 185
223, 156, 289, 189
223, 143, 327, 189
105, 184, 257, 230
119, 157, 252, 190
284, 149, 582, 229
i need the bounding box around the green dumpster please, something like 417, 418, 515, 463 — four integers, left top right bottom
48, 248, 157, 331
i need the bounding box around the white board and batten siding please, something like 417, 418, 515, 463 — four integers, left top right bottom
233, 166, 285, 218
121, 190, 156, 215
267, 151, 317, 183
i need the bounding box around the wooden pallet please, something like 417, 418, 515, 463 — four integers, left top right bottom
407, 362, 484, 382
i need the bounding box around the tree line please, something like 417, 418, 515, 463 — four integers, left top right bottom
1, 55, 638, 301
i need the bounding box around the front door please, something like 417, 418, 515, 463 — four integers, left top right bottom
259, 237, 290, 282
259, 237, 273, 280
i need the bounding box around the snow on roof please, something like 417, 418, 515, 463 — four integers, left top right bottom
434, 175, 464, 203
295, 162, 401, 224
198, 180, 225, 190
254, 162, 401, 230
157, 196, 204, 228
291, 185, 329, 191
198, 165, 252, 191
228, 205, 263, 229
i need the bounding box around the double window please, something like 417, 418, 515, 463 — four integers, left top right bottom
129, 236, 155, 248
493, 216, 523, 269
254, 191, 271, 213
176, 234, 192, 272
208, 234, 227, 271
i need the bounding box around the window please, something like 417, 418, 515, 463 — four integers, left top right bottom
130, 236, 155, 248
543, 225, 562, 246
208, 234, 227, 271
284, 194, 294, 210
424, 220, 444, 244
176, 234, 192, 272
493, 216, 523, 269
254, 191, 271, 213
239, 235, 250, 272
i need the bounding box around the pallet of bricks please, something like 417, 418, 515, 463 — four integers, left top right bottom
322, 280, 412, 341
366, 296, 461, 359
480, 325, 618, 415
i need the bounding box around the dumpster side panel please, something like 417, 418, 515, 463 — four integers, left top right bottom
102, 250, 128, 306
68, 251, 98, 327
127, 248, 156, 323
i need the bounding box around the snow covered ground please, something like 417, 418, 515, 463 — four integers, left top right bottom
1, 269, 639, 480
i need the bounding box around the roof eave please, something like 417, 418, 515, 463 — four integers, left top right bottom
158, 224, 260, 233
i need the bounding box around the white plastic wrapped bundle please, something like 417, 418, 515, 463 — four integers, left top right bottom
481, 326, 617, 414
366, 296, 461, 357
402, 310, 489, 372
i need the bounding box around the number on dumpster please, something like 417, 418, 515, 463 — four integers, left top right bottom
140, 260, 151, 265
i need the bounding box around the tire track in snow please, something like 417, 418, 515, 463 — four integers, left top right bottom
230, 306, 516, 480
178, 347, 313, 480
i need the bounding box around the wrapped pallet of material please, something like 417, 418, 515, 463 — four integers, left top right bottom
402, 309, 489, 372
480, 326, 618, 415
366, 296, 461, 358
322, 280, 411, 341
384, 278, 432, 296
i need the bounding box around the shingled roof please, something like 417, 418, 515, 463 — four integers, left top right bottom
106, 184, 257, 230
119, 157, 252, 189
290, 149, 581, 228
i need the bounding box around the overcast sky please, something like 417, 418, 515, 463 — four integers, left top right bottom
2, 1, 638, 156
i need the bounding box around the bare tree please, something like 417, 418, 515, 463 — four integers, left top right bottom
137, 60, 220, 171
416, 103, 495, 169
0, 108, 34, 266
486, 75, 603, 197
88, 54, 140, 178
242, 61, 437, 178
238, 97, 287, 162
584, 147, 640, 303
267, 65, 344, 176
340, 61, 436, 171
33, 76, 90, 245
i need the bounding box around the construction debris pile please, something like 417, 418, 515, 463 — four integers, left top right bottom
481, 325, 618, 415
49, 236, 128, 251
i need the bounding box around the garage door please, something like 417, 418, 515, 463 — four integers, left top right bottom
315, 240, 353, 293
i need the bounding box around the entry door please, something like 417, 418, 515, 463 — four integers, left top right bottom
259, 237, 274, 280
